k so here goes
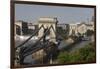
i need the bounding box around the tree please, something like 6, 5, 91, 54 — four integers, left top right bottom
57, 52, 70, 63
85, 30, 94, 36
57, 42, 96, 64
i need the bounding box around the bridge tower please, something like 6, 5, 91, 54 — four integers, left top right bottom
38, 17, 58, 43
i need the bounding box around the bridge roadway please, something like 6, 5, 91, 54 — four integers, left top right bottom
15, 35, 37, 64
15, 35, 57, 64
15, 25, 56, 64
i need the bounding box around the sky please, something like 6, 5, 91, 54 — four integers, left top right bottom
15, 4, 94, 24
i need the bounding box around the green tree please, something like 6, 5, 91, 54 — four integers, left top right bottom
85, 30, 94, 36
57, 52, 70, 63
57, 42, 96, 64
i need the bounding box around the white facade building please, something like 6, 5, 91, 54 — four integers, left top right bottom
69, 23, 78, 36
28, 23, 38, 30
77, 23, 87, 35
69, 22, 94, 36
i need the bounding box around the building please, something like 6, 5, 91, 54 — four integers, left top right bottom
28, 23, 38, 35
68, 22, 94, 36
28, 23, 36, 30
57, 24, 68, 30
15, 20, 28, 36
77, 23, 87, 35
77, 22, 94, 35
28, 23, 38, 30
69, 23, 78, 36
